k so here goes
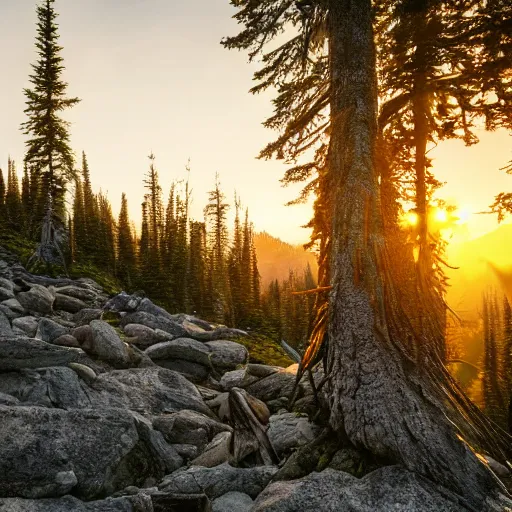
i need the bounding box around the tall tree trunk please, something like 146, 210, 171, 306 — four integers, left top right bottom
326, 0, 503, 508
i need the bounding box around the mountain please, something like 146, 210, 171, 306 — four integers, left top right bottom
445, 223, 512, 318
253, 231, 318, 289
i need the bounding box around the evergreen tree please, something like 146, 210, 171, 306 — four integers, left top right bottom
0, 167, 5, 212
96, 192, 116, 274
188, 220, 207, 316
81, 152, 99, 258
117, 193, 137, 288
21, 0, 80, 263
228, 194, 244, 325
72, 178, 86, 262
138, 201, 151, 291
504, 297, 512, 396
5, 158, 23, 232
172, 193, 189, 311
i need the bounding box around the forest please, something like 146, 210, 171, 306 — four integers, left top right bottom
0, 0, 511, 510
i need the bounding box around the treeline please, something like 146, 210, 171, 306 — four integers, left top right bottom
481, 293, 512, 430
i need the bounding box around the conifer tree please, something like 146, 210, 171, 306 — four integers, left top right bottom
188, 220, 207, 316
228, 194, 244, 325
21, 0, 80, 264
5, 158, 23, 232
96, 192, 116, 274
138, 201, 151, 291
250, 225, 261, 310
0, 167, 5, 212
504, 297, 512, 396
117, 193, 137, 289
72, 178, 86, 262
172, 194, 189, 311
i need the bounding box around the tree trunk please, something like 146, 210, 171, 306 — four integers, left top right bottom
326, 0, 503, 508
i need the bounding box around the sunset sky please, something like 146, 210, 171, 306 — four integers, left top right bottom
0, 0, 510, 245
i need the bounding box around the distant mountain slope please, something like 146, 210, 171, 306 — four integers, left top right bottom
253, 231, 318, 289
446, 224, 512, 318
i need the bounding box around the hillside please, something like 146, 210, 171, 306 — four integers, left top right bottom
253, 231, 318, 289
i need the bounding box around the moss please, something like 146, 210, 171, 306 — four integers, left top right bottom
234, 333, 294, 367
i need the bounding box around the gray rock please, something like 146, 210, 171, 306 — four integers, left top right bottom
54, 285, 98, 303
52, 334, 81, 348
73, 308, 103, 326
91, 367, 212, 417
137, 297, 174, 321
123, 323, 171, 349
146, 338, 211, 366
17, 284, 54, 314
0, 337, 88, 371
212, 491, 253, 512
1, 298, 25, 314
0, 277, 14, 291
0, 493, 154, 511
104, 292, 144, 313
88, 320, 130, 367
36, 317, 69, 343
205, 340, 248, 371
69, 362, 97, 384
0, 287, 15, 301
172, 444, 199, 460
54, 293, 88, 313
153, 410, 231, 450
246, 370, 299, 403
12, 316, 39, 337
120, 311, 186, 338
191, 431, 232, 468
252, 466, 471, 512
219, 368, 258, 390
267, 412, 321, 457
159, 462, 278, 500
0, 392, 20, 406
0, 304, 21, 320
0, 405, 170, 500
156, 359, 210, 382
0, 309, 14, 337
72, 325, 94, 350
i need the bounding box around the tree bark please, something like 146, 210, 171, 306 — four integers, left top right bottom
326, 0, 503, 508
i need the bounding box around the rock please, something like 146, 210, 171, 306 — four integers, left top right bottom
54, 293, 88, 313
0, 337, 89, 371
191, 431, 232, 468
120, 311, 186, 338
0, 367, 91, 409
12, 316, 39, 337
36, 317, 69, 343
219, 368, 258, 390
0, 392, 20, 406
72, 325, 94, 350
91, 367, 212, 417
246, 370, 299, 403
247, 363, 282, 378
0, 405, 171, 500
0, 494, 154, 511
54, 285, 98, 303
481, 454, 510, 477
1, 298, 25, 314
146, 338, 211, 366
153, 410, 231, 450
328, 447, 367, 475
0, 304, 21, 321
252, 466, 472, 512
16, 284, 54, 314
0, 309, 14, 337
159, 462, 278, 500
156, 359, 210, 382
137, 297, 174, 321
123, 323, 171, 349
73, 308, 103, 326
0, 287, 15, 301
52, 334, 81, 348
267, 412, 321, 457
0, 277, 14, 291
212, 491, 253, 512
205, 340, 248, 372
104, 291, 144, 313
69, 362, 97, 384
88, 320, 130, 367
172, 444, 199, 460
151, 493, 211, 512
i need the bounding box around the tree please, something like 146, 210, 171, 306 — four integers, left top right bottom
21, 0, 80, 266
5, 158, 23, 233
117, 193, 137, 289
225, 0, 509, 506
188, 220, 207, 316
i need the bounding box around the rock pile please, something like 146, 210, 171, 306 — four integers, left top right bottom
0, 247, 509, 511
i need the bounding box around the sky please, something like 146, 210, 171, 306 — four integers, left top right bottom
0, 0, 510, 245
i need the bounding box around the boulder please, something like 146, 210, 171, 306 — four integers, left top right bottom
0, 287, 15, 301
69, 362, 97, 384
90, 367, 212, 417
159, 462, 278, 500
73, 308, 103, 326
54, 293, 88, 314
120, 311, 186, 338
252, 466, 474, 512
123, 323, 170, 349
267, 412, 321, 457
72, 325, 94, 350
1, 298, 25, 314
0, 392, 20, 406
104, 292, 144, 313
0, 304, 21, 321
205, 340, 248, 372
12, 316, 39, 337
36, 318, 69, 343
0, 277, 14, 291
54, 285, 98, 303
137, 298, 174, 321
151, 493, 211, 512
0, 495, 154, 511
88, 320, 130, 367
0, 337, 89, 371
0, 309, 14, 337
246, 370, 299, 403
191, 431, 232, 468
219, 368, 258, 391
172, 444, 199, 460
52, 334, 81, 348
212, 492, 253, 512
146, 338, 211, 366
155, 358, 210, 382
0, 405, 171, 500
16, 284, 54, 314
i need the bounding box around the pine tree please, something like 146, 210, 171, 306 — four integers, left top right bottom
228, 194, 244, 325
72, 178, 86, 262
21, 0, 80, 264
117, 193, 137, 289
172, 194, 189, 311
5, 158, 23, 232
96, 192, 116, 274
504, 297, 512, 396
81, 152, 98, 258
188, 220, 207, 316
138, 200, 151, 292
0, 167, 5, 212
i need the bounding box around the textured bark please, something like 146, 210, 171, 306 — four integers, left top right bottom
325, 0, 502, 509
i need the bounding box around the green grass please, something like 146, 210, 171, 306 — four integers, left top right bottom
235, 333, 294, 367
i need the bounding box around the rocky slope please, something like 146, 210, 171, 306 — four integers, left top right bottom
0, 246, 510, 512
